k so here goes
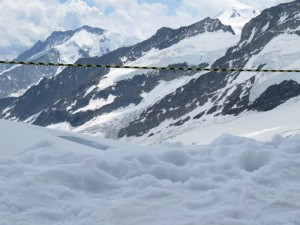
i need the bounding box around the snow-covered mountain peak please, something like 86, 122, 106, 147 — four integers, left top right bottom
52, 27, 139, 62
217, 3, 260, 34
20, 26, 106, 61
189, 17, 235, 34
27, 26, 139, 62
0, 25, 139, 99
14, 25, 140, 65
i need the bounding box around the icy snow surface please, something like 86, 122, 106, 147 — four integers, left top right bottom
1, 119, 300, 225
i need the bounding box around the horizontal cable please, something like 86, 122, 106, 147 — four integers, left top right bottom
0, 60, 299, 73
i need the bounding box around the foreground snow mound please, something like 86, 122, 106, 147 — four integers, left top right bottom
1, 121, 300, 225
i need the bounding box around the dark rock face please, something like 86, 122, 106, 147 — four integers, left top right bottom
193, 111, 206, 120
221, 76, 255, 116
249, 80, 300, 111
0, 50, 60, 99
118, 71, 227, 137
32, 63, 198, 127
6, 65, 109, 121
33, 71, 161, 127
171, 116, 191, 127
0, 97, 16, 113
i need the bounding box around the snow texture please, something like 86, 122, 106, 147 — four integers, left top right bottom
1, 119, 300, 225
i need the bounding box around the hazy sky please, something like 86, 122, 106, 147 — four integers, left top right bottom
0, 0, 293, 59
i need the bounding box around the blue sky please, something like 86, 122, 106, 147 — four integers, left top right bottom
0, 0, 293, 60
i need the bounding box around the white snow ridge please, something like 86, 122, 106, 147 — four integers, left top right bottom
1, 119, 300, 225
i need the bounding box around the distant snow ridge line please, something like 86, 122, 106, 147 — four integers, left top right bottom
1, 60, 300, 73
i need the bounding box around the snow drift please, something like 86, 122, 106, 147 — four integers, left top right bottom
1, 119, 300, 225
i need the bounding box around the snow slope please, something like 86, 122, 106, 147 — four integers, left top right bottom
88, 30, 238, 91
129, 96, 300, 146
1, 119, 300, 225
128, 31, 238, 68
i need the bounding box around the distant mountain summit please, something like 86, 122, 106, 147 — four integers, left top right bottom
19, 25, 139, 64
0, 26, 139, 98
216, 2, 260, 34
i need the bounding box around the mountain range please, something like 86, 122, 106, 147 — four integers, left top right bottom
0, 0, 299, 145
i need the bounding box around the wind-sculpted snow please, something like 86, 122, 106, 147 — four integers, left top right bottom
1, 119, 300, 225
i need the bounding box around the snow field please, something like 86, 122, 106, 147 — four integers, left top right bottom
1, 120, 300, 225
